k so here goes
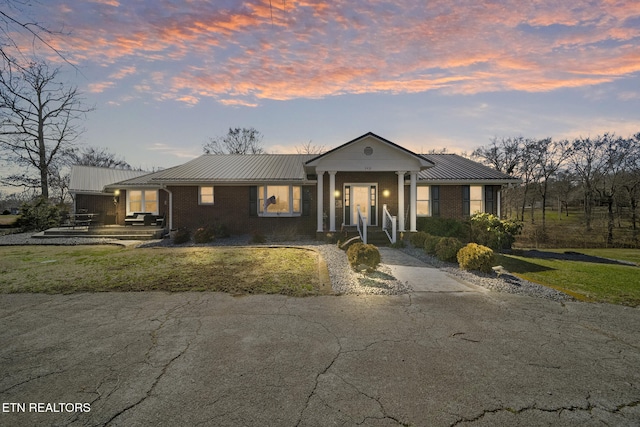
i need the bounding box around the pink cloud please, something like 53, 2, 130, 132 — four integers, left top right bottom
38, 0, 640, 105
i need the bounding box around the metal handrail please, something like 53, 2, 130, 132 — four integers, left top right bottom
356, 204, 367, 244
382, 204, 397, 244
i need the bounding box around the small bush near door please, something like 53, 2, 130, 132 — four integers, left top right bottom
347, 243, 381, 271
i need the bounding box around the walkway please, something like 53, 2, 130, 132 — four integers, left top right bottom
378, 247, 485, 293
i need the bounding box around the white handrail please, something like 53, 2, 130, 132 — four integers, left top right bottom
382, 204, 397, 244
356, 204, 367, 244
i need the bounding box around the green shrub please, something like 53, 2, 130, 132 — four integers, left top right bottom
470, 213, 522, 250
214, 223, 231, 238
250, 230, 266, 244
172, 228, 191, 244
417, 217, 470, 240
435, 237, 464, 263
457, 243, 495, 273
346, 242, 381, 271
193, 226, 216, 243
16, 198, 61, 231
423, 234, 441, 255
410, 231, 429, 248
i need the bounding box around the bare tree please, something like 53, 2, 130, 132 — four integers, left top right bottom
203, 127, 265, 154
531, 138, 572, 233
0, 60, 93, 198
1, 1, 69, 68
73, 146, 131, 169
622, 133, 640, 241
295, 140, 325, 155
570, 136, 606, 231
472, 137, 522, 175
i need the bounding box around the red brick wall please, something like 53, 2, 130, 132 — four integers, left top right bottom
169, 185, 317, 236
440, 185, 464, 218
75, 194, 117, 224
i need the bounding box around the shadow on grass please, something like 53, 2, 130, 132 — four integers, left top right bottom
513, 249, 637, 266
496, 254, 555, 274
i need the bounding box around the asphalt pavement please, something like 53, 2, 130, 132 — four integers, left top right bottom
1, 289, 639, 426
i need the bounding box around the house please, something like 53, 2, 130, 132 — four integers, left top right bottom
72, 132, 519, 238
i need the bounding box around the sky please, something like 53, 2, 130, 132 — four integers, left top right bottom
6, 0, 640, 172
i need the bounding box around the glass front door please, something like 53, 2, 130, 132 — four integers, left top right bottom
344, 184, 377, 226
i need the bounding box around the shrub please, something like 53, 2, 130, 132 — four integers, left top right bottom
417, 217, 470, 240
172, 228, 191, 244
410, 231, 429, 248
2, 209, 10, 215
423, 234, 441, 255
346, 242, 381, 271
15, 198, 61, 231
193, 226, 215, 243
250, 230, 266, 244
435, 237, 464, 263
470, 212, 522, 251
214, 223, 231, 238
457, 243, 495, 273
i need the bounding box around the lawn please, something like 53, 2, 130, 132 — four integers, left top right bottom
0, 246, 331, 296
496, 252, 640, 307
0, 215, 18, 226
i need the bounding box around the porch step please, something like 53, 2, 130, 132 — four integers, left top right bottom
340, 227, 393, 246
35, 226, 165, 240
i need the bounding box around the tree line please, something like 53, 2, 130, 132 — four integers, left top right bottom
473, 133, 640, 246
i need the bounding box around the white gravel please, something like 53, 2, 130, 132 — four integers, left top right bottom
0, 232, 572, 300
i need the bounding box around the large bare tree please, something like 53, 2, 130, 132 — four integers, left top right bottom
203, 127, 265, 154
0, 61, 93, 198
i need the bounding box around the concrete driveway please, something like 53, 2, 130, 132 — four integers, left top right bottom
1, 291, 639, 426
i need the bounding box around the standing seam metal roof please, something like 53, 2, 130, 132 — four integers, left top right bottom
418, 154, 519, 181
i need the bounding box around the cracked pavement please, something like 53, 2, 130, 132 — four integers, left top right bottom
1, 291, 639, 426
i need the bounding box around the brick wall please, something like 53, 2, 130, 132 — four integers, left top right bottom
169, 185, 317, 236
440, 185, 464, 218
75, 194, 117, 224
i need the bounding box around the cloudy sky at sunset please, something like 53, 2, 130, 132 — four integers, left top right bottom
12, 0, 640, 169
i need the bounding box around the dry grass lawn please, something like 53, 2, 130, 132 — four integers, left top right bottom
0, 246, 332, 296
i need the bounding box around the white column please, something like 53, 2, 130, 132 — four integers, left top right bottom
497, 189, 502, 219
409, 172, 417, 232
328, 171, 336, 232
397, 171, 406, 232
316, 171, 324, 232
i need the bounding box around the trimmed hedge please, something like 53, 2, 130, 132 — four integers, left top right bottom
435, 237, 464, 263
457, 243, 495, 273
423, 234, 441, 255
346, 242, 381, 271
410, 231, 429, 248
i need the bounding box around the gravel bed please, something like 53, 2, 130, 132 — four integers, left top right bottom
0, 232, 573, 300
399, 246, 574, 302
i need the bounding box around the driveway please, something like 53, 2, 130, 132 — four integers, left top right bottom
1, 291, 639, 426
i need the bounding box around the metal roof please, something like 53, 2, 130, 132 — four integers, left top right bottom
109, 154, 316, 187
418, 154, 519, 183
69, 166, 149, 194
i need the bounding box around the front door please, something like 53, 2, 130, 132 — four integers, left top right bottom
344, 184, 377, 226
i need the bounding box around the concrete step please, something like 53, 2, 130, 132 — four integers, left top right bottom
37, 226, 165, 240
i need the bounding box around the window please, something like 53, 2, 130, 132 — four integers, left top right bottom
127, 190, 159, 214
417, 186, 430, 216
463, 185, 483, 216
199, 186, 214, 205
258, 185, 302, 216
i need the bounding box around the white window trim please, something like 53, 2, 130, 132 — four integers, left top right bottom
199, 186, 215, 205
417, 185, 430, 217
126, 189, 159, 215
259, 185, 302, 217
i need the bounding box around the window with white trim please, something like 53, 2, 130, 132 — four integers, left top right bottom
127, 190, 159, 214
258, 185, 302, 216
417, 186, 430, 216
199, 186, 214, 205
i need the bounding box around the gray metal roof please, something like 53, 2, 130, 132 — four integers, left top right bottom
109, 154, 316, 187
418, 154, 519, 183
69, 166, 148, 194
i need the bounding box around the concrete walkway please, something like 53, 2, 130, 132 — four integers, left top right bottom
378, 247, 484, 293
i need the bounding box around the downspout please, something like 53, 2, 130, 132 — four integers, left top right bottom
161, 186, 173, 229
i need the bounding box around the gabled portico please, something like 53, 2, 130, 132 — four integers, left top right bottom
305, 132, 434, 234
